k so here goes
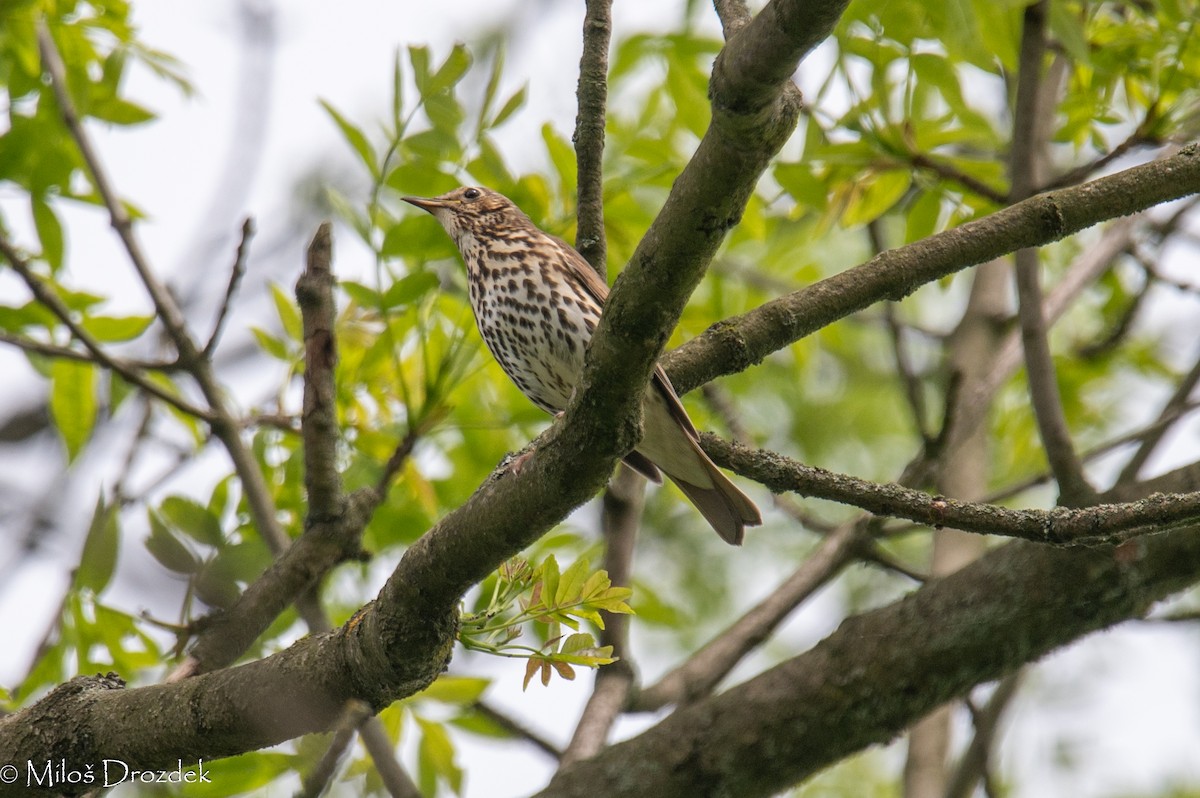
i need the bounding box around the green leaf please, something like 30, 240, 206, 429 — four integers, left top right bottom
31, 195, 64, 270
50, 358, 98, 461
491, 84, 527, 128
383, 271, 439, 309
555, 556, 590, 607
194, 557, 240, 608
80, 314, 154, 342
418, 675, 490, 705
76, 495, 120, 593
416, 716, 463, 795
250, 326, 292, 361
409, 45, 432, 94
905, 190, 943, 243
775, 162, 828, 211
145, 510, 200, 574
89, 96, 156, 125
320, 99, 377, 178
538, 555, 560, 611
161, 495, 225, 547
427, 44, 472, 96
391, 49, 405, 126
841, 169, 912, 227
340, 280, 381, 308
270, 283, 303, 341
542, 124, 576, 195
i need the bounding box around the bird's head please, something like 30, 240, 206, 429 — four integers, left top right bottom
403, 186, 531, 244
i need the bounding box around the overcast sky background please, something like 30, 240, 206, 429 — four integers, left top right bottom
1, 2, 1199, 796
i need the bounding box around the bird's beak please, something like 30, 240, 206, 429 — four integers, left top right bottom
402, 196, 444, 212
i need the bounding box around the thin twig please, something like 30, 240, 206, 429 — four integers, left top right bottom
0, 330, 178, 372
0, 236, 212, 420
573, 0, 612, 276
204, 217, 256, 359
1118, 349, 1200, 482
36, 22, 194, 355
39, 20, 293, 557
1009, 0, 1095, 506
295, 700, 372, 798
358, 718, 423, 798
633, 521, 860, 711
944, 673, 1023, 798
560, 464, 643, 766
473, 700, 563, 761
908, 152, 1008, 205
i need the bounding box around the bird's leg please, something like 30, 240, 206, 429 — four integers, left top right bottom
507, 412, 565, 476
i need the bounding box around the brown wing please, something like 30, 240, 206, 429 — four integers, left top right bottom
552, 236, 700, 441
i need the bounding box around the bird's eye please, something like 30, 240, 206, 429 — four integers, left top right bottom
463, 188, 482, 201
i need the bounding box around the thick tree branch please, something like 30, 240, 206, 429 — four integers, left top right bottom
573, 0, 612, 275
662, 145, 1200, 395
535, 526, 1200, 798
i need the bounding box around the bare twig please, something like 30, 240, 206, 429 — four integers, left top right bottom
561, 465, 643, 766
473, 700, 563, 761
204, 217, 256, 359
573, 0, 612, 276
1118, 349, 1200, 482
358, 719, 423, 798
713, 0, 754, 37
908, 152, 1008, 205
297, 223, 343, 516
1042, 125, 1155, 191
944, 673, 1023, 798
0, 331, 178, 372
1009, 0, 1096, 506
296, 700, 372, 798
633, 521, 860, 711
36, 23, 194, 356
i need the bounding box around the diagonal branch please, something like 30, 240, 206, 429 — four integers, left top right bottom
1118, 349, 1200, 483
38, 20, 292, 557
534, 524, 1200, 798
633, 520, 860, 711
662, 145, 1200, 397
203, 217, 255, 360
0, 237, 212, 420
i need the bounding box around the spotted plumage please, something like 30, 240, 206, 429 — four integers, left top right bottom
403, 186, 761, 545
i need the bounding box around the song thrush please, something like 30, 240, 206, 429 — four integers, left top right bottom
403, 186, 761, 545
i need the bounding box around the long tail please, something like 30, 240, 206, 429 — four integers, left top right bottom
666, 441, 761, 545
638, 367, 762, 544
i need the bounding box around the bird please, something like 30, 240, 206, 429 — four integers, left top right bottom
403, 186, 761, 545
